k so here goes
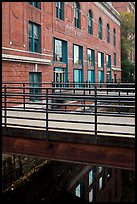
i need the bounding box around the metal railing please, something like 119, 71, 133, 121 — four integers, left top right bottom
2, 82, 135, 139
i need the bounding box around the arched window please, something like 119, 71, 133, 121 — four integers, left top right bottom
98, 17, 102, 39
88, 10, 93, 34
113, 28, 116, 46
74, 2, 80, 28
106, 23, 110, 43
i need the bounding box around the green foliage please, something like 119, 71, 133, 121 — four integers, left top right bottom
119, 12, 135, 82
120, 12, 135, 59
121, 59, 135, 82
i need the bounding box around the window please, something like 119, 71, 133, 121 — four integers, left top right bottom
98, 53, 104, 68
113, 28, 116, 46
54, 38, 67, 63
87, 49, 95, 67
98, 166, 103, 174
106, 54, 111, 68
29, 72, 41, 101
106, 55, 111, 82
89, 170, 93, 186
28, 22, 40, 53
114, 53, 116, 66
56, 2, 64, 20
74, 2, 81, 28
106, 24, 110, 43
88, 10, 93, 34
74, 44, 82, 65
99, 177, 103, 190
29, 2, 41, 9
54, 39, 62, 62
89, 189, 93, 202
75, 184, 81, 197
98, 17, 102, 39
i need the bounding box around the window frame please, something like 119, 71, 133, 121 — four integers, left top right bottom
29, 2, 41, 9
106, 23, 110, 43
87, 49, 95, 67
113, 28, 116, 46
28, 21, 41, 53
98, 17, 102, 39
73, 44, 82, 65
74, 2, 81, 28
88, 10, 93, 34
56, 2, 64, 20
54, 39, 63, 62
114, 53, 116, 66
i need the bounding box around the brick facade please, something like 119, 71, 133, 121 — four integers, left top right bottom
2, 2, 121, 84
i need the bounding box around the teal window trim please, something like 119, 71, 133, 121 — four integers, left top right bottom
74, 2, 81, 28
73, 44, 83, 65
29, 2, 41, 9
106, 24, 110, 43
88, 70, 95, 83
87, 49, 95, 67
101, 53, 104, 68
106, 54, 111, 68
98, 52, 104, 69
56, 2, 64, 20
98, 17, 102, 39
54, 39, 63, 62
29, 72, 42, 101
28, 21, 41, 53
114, 53, 116, 66
88, 10, 93, 34
54, 38, 67, 64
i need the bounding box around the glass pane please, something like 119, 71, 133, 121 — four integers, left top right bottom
99, 177, 103, 190
29, 23, 32, 37
34, 39, 39, 52
74, 45, 79, 64
75, 184, 81, 197
29, 38, 32, 51
89, 170, 93, 186
34, 25, 38, 39
55, 40, 62, 61
98, 52, 101, 67
89, 189, 93, 202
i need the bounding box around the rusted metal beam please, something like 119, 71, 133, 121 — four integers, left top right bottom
2, 134, 135, 171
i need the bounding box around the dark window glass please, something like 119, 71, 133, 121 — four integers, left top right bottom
29, 2, 41, 9
74, 2, 80, 28
56, 2, 64, 20
28, 22, 40, 53
107, 24, 110, 43
88, 10, 93, 34
98, 17, 102, 39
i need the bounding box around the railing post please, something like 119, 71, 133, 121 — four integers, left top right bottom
95, 85, 97, 139
46, 88, 49, 139
83, 89, 85, 112
4, 85, 7, 127
23, 83, 25, 110
118, 82, 120, 113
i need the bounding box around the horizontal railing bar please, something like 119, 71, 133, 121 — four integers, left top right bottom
2, 115, 134, 127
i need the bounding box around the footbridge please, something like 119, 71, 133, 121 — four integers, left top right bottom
2, 82, 135, 170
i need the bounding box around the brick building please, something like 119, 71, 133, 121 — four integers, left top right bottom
2, 2, 121, 88
111, 2, 135, 13
67, 165, 122, 202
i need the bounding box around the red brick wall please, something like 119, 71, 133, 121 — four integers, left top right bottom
2, 2, 121, 83
112, 2, 129, 12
